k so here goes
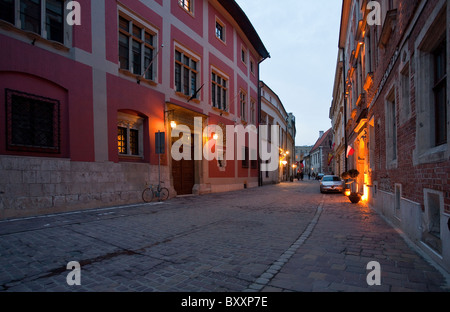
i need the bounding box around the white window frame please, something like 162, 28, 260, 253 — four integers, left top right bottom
211, 67, 228, 112
215, 17, 225, 43
178, 0, 193, 15
1, 0, 72, 46
241, 45, 247, 65
413, 2, 449, 165
118, 7, 159, 82
174, 43, 200, 99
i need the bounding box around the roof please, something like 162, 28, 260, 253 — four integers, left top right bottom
218, 0, 270, 60
310, 128, 332, 153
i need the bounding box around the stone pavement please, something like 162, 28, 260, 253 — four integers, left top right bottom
0, 180, 448, 292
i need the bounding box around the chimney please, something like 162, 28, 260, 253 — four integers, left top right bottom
319, 131, 324, 139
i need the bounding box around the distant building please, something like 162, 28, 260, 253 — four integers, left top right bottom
309, 129, 333, 177
260, 81, 296, 184
295, 146, 312, 163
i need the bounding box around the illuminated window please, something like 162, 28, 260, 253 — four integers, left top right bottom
118, 127, 127, 155
117, 112, 144, 158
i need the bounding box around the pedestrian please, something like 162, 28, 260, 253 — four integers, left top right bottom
308, 172, 311, 180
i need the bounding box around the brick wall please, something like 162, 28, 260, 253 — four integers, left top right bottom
367, 0, 450, 214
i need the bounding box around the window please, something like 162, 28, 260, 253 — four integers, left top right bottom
241, 47, 247, 64
250, 148, 257, 169
433, 40, 447, 146
423, 189, 443, 254
240, 90, 247, 121
178, 0, 192, 14
212, 71, 228, 111
0, 0, 64, 43
250, 99, 255, 125
119, 15, 156, 81
414, 6, 447, 165
45, 0, 64, 43
385, 88, 397, 166
394, 184, 401, 219
0, 0, 15, 24
242, 146, 249, 168
20, 0, 41, 34
118, 127, 127, 155
117, 112, 144, 158
215, 20, 225, 42
399, 63, 411, 124
5, 89, 60, 154
175, 49, 198, 98
250, 59, 255, 75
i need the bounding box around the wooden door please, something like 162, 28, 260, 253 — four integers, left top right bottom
172, 136, 195, 195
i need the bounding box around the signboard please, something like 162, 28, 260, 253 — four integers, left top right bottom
155, 131, 165, 155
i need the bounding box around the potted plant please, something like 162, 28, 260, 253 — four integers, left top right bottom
344, 169, 361, 203
348, 169, 360, 179
348, 192, 362, 204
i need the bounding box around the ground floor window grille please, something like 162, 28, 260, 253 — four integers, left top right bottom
5, 88, 60, 153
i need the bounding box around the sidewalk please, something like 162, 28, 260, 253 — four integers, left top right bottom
261, 192, 450, 292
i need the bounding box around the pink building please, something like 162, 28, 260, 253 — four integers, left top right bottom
0, 0, 270, 219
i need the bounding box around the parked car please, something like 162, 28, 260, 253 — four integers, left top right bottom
316, 173, 325, 180
320, 175, 344, 193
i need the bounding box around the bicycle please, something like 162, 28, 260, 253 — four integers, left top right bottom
142, 182, 169, 203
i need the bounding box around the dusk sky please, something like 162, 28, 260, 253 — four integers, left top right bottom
235, 0, 343, 146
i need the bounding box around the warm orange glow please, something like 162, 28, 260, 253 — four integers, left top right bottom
170, 121, 177, 129
361, 185, 369, 202
345, 190, 351, 196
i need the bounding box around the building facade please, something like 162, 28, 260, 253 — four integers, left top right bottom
0, 0, 270, 219
260, 81, 296, 184
330, 48, 347, 177
333, 0, 450, 271
309, 129, 333, 178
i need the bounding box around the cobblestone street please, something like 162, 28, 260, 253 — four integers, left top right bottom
0, 180, 448, 292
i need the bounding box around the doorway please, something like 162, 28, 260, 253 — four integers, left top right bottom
172, 134, 195, 195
